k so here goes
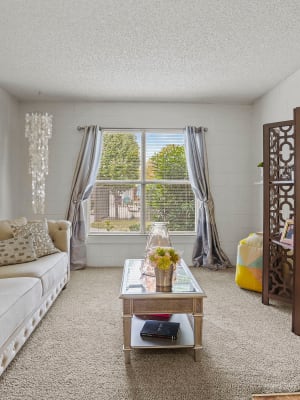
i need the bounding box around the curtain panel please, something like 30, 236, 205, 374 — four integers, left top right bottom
66, 126, 102, 270
184, 126, 231, 269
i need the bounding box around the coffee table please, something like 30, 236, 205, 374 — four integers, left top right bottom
119, 258, 206, 363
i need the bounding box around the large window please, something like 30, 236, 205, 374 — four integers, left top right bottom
89, 130, 195, 234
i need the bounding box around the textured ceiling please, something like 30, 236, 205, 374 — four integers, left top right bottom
1, 0, 300, 104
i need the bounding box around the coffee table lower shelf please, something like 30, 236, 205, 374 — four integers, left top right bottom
131, 314, 195, 348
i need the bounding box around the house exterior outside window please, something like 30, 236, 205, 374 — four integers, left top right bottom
88, 130, 195, 234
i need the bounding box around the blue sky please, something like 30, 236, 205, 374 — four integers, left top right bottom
134, 132, 184, 160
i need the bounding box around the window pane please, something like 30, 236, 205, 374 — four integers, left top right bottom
89, 130, 196, 234
146, 133, 189, 180
90, 183, 141, 232
98, 131, 141, 180
145, 183, 195, 232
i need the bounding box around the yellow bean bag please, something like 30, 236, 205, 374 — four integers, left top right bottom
235, 233, 263, 292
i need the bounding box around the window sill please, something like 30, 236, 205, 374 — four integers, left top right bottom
87, 233, 196, 245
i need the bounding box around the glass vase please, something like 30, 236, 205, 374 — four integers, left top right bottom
143, 222, 172, 276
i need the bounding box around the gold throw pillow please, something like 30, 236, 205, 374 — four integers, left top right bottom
12, 219, 59, 258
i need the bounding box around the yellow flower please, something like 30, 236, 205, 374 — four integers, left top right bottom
148, 247, 180, 270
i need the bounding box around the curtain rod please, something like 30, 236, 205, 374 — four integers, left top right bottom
76, 126, 208, 132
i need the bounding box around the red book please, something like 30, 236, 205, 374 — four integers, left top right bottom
136, 314, 172, 320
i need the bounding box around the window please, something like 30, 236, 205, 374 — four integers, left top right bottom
89, 130, 195, 233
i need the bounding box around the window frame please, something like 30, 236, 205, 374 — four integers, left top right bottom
88, 129, 196, 235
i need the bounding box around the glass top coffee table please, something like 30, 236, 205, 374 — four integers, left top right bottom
119, 258, 206, 363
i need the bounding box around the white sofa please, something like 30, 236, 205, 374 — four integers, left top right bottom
0, 219, 71, 376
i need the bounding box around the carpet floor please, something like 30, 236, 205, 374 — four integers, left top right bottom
0, 267, 300, 400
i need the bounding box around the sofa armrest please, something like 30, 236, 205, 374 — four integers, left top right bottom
47, 220, 71, 254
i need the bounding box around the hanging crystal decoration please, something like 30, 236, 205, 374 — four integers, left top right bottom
143, 222, 172, 276
25, 112, 53, 214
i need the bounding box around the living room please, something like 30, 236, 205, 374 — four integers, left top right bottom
1, 1, 300, 399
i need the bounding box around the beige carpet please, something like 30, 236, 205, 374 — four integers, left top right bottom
0, 267, 300, 400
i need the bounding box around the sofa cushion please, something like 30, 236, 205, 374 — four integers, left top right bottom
0, 236, 37, 266
0, 252, 68, 295
47, 220, 71, 253
13, 219, 59, 258
0, 217, 27, 240
0, 277, 42, 346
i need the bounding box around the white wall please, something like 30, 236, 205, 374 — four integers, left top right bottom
5, 67, 300, 266
253, 68, 300, 124
0, 88, 20, 219
252, 68, 300, 227
17, 101, 254, 266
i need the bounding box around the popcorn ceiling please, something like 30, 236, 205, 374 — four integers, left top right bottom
0, 0, 300, 103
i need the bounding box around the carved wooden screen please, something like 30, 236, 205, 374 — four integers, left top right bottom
263, 120, 295, 304
263, 107, 300, 335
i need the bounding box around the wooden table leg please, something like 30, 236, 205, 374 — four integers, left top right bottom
123, 314, 132, 364
122, 297, 133, 365
193, 313, 203, 361
193, 298, 203, 361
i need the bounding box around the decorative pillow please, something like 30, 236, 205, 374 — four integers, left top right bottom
0, 235, 37, 266
0, 217, 27, 240
12, 219, 60, 258
0, 221, 13, 240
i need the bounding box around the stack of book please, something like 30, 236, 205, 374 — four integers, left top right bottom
140, 320, 180, 340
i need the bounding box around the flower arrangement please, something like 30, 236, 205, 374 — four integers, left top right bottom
148, 247, 180, 270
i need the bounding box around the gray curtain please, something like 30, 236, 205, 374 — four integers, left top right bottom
66, 126, 102, 270
184, 126, 231, 269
